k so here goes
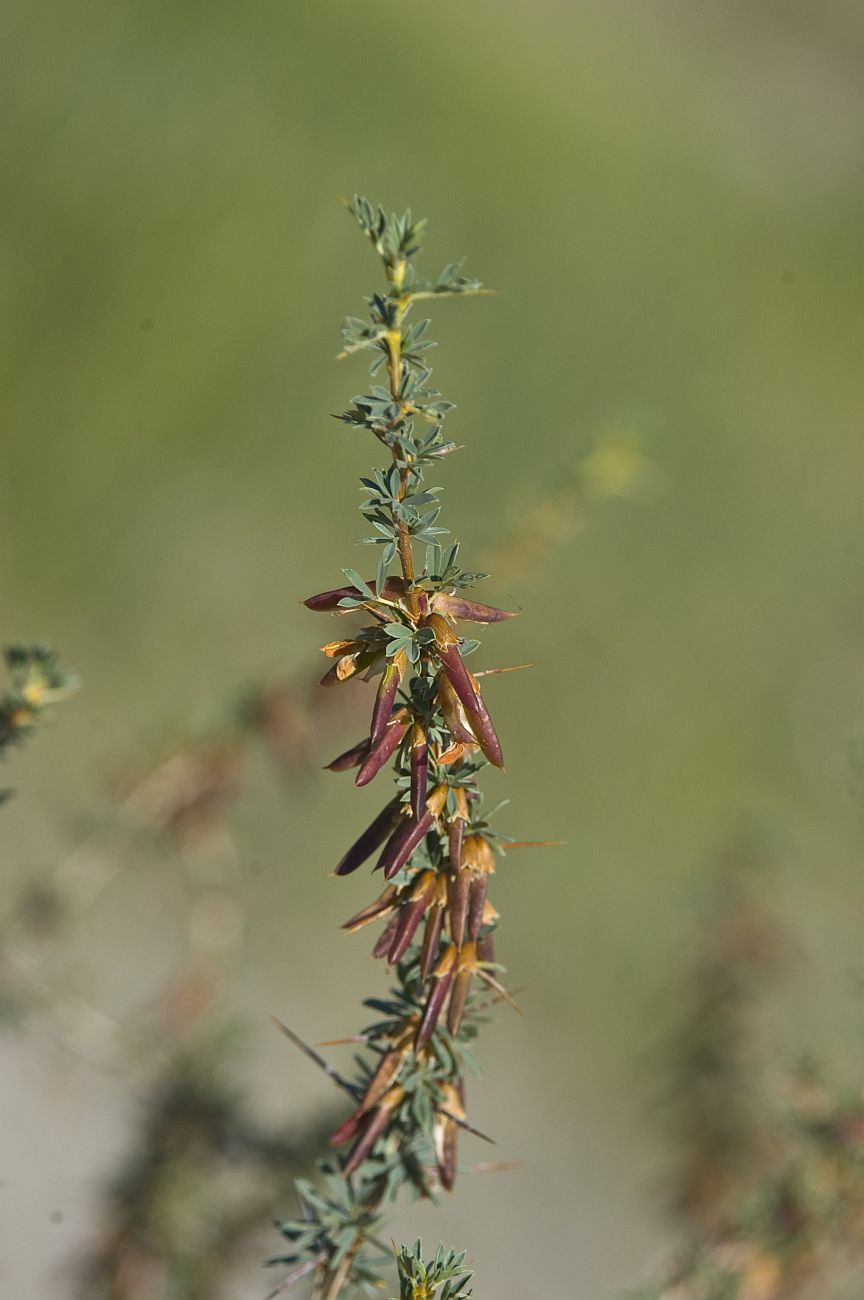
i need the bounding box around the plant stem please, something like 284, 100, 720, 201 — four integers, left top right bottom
384, 271, 416, 594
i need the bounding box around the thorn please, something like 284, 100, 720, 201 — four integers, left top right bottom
504, 840, 566, 849
442, 1108, 496, 1145
270, 1017, 360, 1101
264, 1255, 325, 1299
476, 970, 522, 1014
473, 663, 533, 677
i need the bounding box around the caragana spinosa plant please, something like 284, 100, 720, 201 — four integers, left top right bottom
270, 199, 526, 1299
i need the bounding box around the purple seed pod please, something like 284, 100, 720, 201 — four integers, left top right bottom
467, 872, 488, 942
360, 1048, 405, 1113
369, 650, 406, 746
435, 1080, 465, 1192
341, 885, 398, 933
420, 904, 445, 980
448, 817, 465, 872
373, 912, 400, 959
415, 969, 454, 1052
436, 670, 480, 747
324, 737, 370, 772
376, 808, 435, 881
329, 1107, 365, 1148
477, 932, 496, 964
462, 683, 504, 769
343, 1102, 395, 1176
355, 711, 409, 787
388, 874, 436, 965
426, 616, 504, 767
409, 723, 429, 819
303, 577, 406, 611
447, 946, 476, 1036
437, 1117, 458, 1192
334, 800, 400, 877
431, 592, 516, 623
448, 868, 471, 948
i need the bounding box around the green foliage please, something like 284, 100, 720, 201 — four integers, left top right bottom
393, 1241, 473, 1300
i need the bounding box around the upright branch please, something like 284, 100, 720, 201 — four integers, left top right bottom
271, 199, 523, 1299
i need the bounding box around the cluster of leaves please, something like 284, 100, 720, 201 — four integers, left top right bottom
394, 1241, 473, 1300
0, 643, 77, 801
271, 200, 524, 1298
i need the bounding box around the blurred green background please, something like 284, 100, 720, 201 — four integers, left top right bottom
3, 0, 864, 1295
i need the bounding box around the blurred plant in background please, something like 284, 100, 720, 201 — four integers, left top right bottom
0, 643, 77, 801
631, 833, 864, 1300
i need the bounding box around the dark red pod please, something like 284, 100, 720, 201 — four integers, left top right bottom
448, 817, 465, 873
477, 932, 496, 964
360, 1048, 406, 1113
342, 1104, 391, 1176
431, 592, 516, 624
415, 971, 453, 1052
303, 577, 406, 612
415, 945, 457, 1051
420, 903, 445, 980
447, 943, 476, 1036
370, 650, 406, 746
342, 885, 398, 934
324, 737, 370, 772
355, 710, 409, 787
462, 678, 504, 769
435, 1081, 464, 1192
376, 808, 435, 881
409, 723, 429, 819
373, 912, 400, 959
426, 616, 503, 767
334, 800, 400, 877
438, 1117, 458, 1192
388, 875, 436, 965
467, 872, 488, 942
437, 673, 478, 747
448, 868, 471, 948
329, 1107, 365, 1148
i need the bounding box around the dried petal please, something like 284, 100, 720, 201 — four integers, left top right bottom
320, 638, 360, 658
462, 834, 496, 874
